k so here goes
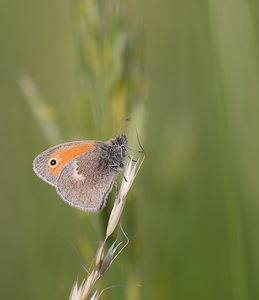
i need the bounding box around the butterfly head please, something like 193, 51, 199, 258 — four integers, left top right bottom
106, 134, 127, 170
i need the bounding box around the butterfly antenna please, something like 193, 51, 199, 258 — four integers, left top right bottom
117, 117, 131, 137
127, 153, 137, 162
125, 122, 145, 154
135, 123, 145, 154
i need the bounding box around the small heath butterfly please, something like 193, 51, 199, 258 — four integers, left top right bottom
33, 119, 130, 212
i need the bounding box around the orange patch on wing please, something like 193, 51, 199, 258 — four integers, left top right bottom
48, 142, 96, 177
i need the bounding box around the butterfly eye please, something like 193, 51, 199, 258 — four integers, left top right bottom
49, 159, 57, 166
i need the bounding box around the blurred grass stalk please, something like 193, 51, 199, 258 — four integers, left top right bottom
17, 72, 64, 145
75, 0, 148, 142
209, 0, 259, 299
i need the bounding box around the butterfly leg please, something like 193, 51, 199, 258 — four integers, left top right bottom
126, 153, 137, 162
109, 166, 128, 182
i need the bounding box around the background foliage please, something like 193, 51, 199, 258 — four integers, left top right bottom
1, 0, 259, 299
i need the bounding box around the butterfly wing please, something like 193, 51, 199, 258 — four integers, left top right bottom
33, 141, 96, 186
55, 147, 118, 211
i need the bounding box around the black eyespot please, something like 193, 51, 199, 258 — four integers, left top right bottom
50, 159, 57, 166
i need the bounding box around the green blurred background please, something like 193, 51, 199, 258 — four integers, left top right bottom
1, 0, 259, 299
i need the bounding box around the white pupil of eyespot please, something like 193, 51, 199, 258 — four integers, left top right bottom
49, 159, 57, 166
